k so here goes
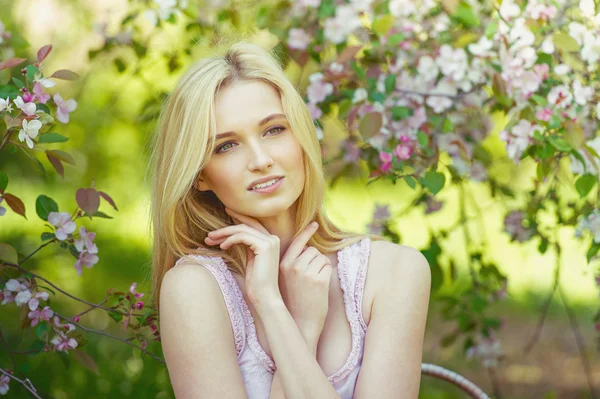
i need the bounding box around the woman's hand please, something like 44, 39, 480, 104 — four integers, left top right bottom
203, 208, 281, 306
278, 223, 332, 340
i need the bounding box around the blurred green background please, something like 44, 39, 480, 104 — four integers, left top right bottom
0, 0, 598, 397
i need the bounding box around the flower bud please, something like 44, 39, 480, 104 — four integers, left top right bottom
136, 301, 144, 310
73, 316, 80, 323
141, 340, 147, 350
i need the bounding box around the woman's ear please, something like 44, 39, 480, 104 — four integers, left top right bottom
195, 175, 211, 192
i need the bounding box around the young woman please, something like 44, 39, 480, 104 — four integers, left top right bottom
148, 40, 431, 398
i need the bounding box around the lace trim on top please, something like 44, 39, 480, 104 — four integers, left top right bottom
214, 257, 277, 374
355, 238, 370, 333
326, 237, 370, 384
174, 255, 245, 357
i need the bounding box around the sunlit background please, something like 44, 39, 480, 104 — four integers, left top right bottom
0, 0, 598, 397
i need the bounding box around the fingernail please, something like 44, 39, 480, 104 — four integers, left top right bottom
312, 222, 318, 228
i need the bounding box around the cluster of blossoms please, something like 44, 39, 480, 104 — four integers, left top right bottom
47, 211, 99, 275
466, 332, 505, 368
576, 209, 600, 247
504, 210, 535, 243
366, 203, 391, 234
0, 278, 78, 353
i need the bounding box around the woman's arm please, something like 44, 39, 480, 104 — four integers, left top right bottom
269, 328, 318, 399
257, 298, 341, 399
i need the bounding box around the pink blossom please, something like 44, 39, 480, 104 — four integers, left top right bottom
50, 332, 78, 352
28, 291, 50, 311
533, 63, 549, 80
13, 96, 36, 116
130, 282, 145, 299
394, 143, 412, 160
535, 107, 552, 121
306, 102, 322, 119
379, 151, 392, 172
306, 73, 333, 104
287, 28, 311, 50
0, 374, 9, 395
48, 212, 77, 240
53, 93, 77, 123
21, 89, 35, 103
28, 306, 54, 327
74, 226, 98, 254
343, 140, 360, 163
74, 251, 99, 277
33, 82, 50, 104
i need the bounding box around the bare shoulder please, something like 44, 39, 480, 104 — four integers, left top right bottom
159, 260, 247, 398
368, 240, 431, 295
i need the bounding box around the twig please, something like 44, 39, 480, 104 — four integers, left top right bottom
0, 367, 43, 399
0, 327, 16, 371
2, 262, 143, 317
52, 313, 165, 365
487, 367, 502, 399
523, 220, 561, 354
19, 239, 57, 265
558, 285, 598, 399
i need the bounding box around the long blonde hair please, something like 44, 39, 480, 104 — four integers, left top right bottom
146, 39, 387, 312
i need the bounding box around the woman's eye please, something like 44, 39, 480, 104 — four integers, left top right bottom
215, 126, 286, 154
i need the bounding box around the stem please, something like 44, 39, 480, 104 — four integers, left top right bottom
19, 239, 57, 265
53, 313, 165, 365
558, 286, 598, 399
2, 262, 143, 317
0, 367, 44, 399
0, 327, 17, 371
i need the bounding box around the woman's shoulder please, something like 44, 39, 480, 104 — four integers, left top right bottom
367, 240, 431, 292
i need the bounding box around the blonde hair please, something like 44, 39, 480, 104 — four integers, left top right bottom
146, 39, 387, 312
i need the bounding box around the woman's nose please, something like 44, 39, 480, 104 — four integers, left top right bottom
247, 143, 273, 170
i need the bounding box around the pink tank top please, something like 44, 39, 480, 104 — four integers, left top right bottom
175, 237, 371, 399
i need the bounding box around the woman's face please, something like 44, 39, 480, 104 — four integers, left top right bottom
196, 80, 305, 219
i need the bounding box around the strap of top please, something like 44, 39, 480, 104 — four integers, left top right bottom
174, 254, 245, 357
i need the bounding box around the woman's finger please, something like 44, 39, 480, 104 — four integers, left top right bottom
280, 222, 319, 264
209, 223, 265, 239
219, 232, 268, 251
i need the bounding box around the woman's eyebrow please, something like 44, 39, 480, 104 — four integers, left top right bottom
215, 113, 287, 140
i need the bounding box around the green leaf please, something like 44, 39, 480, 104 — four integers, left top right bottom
108, 311, 123, 323
417, 130, 428, 148
25, 64, 39, 83
390, 106, 412, 121
0, 85, 20, 99
531, 94, 547, 106
420, 171, 446, 195
548, 136, 571, 152
36, 322, 50, 340
575, 174, 597, 198
553, 32, 580, 52
454, 2, 480, 27
11, 77, 25, 88
384, 74, 396, 95
373, 14, 395, 37
41, 232, 55, 241
38, 132, 69, 143
0, 243, 18, 264
35, 194, 59, 221
387, 33, 405, 47
83, 211, 113, 219
0, 171, 7, 192
484, 22, 498, 38
403, 175, 417, 189
318, 0, 336, 19
587, 243, 600, 263
114, 58, 126, 73
442, 118, 454, 133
